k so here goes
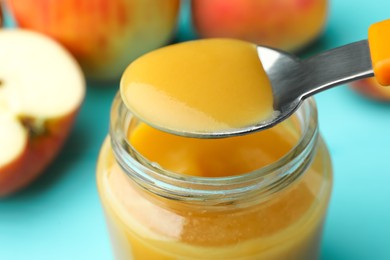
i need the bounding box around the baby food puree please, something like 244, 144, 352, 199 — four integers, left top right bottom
120, 38, 275, 134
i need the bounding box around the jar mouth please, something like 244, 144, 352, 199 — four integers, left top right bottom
110, 93, 319, 204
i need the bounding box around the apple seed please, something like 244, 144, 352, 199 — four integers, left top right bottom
18, 116, 47, 138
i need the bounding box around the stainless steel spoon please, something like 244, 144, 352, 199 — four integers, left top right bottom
250, 40, 374, 133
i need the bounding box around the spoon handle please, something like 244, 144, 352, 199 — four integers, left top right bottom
301, 40, 374, 98
369, 19, 390, 86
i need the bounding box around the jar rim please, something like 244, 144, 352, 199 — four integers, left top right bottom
110, 94, 319, 204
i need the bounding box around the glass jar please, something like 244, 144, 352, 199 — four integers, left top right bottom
97, 94, 332, 260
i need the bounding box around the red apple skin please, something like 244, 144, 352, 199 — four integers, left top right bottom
192, 0, 328, 52
6, 0, 180, 82
350, 78, 390, 101
0, 111, 80, 197
0, 4, 3, 27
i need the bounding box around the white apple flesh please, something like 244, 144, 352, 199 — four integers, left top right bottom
0, 29, 85, 196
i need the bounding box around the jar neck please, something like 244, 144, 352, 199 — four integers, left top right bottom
110, 93, 319, 207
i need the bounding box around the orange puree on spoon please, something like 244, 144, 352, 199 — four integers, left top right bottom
120, 38, 275, 135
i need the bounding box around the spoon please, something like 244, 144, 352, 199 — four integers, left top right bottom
121, 20, 390, 139
248, 40, 373, 133
189, 19, 390, 138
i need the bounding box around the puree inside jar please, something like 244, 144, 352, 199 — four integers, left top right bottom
97, 116, 330, 259
129, 120, 298, 177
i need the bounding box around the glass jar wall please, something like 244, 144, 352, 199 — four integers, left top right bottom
97, 94, 332, 260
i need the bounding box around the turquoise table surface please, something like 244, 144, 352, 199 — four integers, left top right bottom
1, 0, 390, 259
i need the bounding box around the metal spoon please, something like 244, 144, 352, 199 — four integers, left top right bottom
252, 40, 373, 132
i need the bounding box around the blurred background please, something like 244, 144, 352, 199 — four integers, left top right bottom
0, 0, 390, 259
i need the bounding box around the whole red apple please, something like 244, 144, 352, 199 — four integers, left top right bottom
350, 78, 390, 101
192, 0, 328, 52
0, 29, 85, 196
6, 0, 180, 82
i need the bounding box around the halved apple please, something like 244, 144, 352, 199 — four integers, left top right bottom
0, 29, 85, 196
